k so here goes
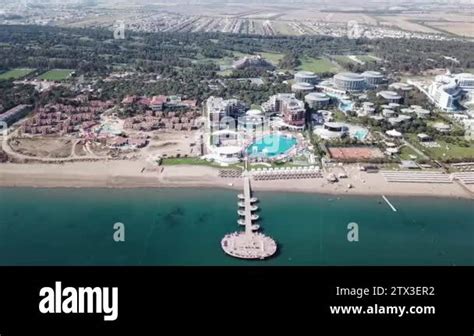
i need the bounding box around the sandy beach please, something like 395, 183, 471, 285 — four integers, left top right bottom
0, 161, 472, 199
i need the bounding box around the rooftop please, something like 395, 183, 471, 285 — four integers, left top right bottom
362, 71, 384, 77
334, 72, 365, 81
295, 71, 318, 77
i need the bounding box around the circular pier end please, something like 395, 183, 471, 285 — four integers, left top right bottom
221, 232, 277, 260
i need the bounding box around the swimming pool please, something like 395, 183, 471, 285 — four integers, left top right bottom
354, 129, 368, 140
246, 134, 297, 158
339, 100, 354, 112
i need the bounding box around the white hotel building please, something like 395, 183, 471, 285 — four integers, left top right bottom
428, 73, 474, 111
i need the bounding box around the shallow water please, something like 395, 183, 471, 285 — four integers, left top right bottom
0, 187, 472, 266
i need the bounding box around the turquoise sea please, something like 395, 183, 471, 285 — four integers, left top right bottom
0, 188, 472, 266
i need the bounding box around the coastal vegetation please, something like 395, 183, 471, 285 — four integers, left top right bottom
0, 81, 37, 111
1, 25, 473, 83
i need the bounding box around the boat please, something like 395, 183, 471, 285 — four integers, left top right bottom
238, 201, 245, 207
251, 214, 259, 220
237, 210, 245, 216
251, 224, 260, 231
237, 219, 246, 225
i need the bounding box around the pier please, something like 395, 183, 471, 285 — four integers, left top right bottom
221, 174, 277, 260
382, 195, 397, 212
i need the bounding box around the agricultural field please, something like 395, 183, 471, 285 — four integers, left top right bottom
298, 57, 340, 74
425, 21, 474, 38
0, 68, 35, 80
271, 21, 299, 36
38, 69, 74, 81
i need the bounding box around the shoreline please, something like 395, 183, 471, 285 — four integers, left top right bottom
0, 183, 471, 201
0, 161, 472, 199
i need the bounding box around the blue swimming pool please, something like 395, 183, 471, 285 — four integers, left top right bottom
246, 134, 297, 158
354, 129, 368, 140
339, 100, 353, 112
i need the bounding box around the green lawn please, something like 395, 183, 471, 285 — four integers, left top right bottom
195, 50, 251, 68
260, 52, 285, 65
333, 55, 376, 68
333, 110, 348, 122
422, 140, 474, 161
357, 55, 377, 63
298, 57, 340, 74
38, 69, 74, 81
199, 51, 281, 69
0, 68, 35, 80
333, 56, 355, 66
399, 146, 419, 160
217, 69, 233, 77
161, 157, 213, 166
408, 134, 474, 161
161, 157, 243, 169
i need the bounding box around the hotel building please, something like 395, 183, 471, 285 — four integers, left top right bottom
428, 73, 474, 111
428, 75, 464, 111
206, 96, 246, 132
333, 72, 367, 92
294, 71, 319, 85
291, 82, 314, 93
376, 90, 403, 104
362, 71, 385, 87
305, 92, 331, 109
263, 94, 306, 127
